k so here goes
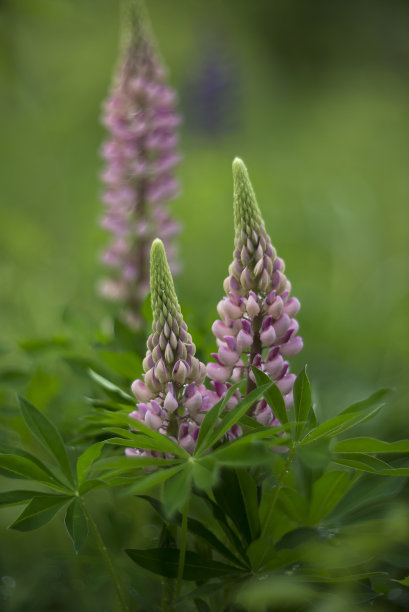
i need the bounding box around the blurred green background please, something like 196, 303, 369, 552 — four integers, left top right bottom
0, 0, 408, 609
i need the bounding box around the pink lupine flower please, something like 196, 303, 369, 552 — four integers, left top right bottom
129, 239, 241, 456
207, 158, 303, 426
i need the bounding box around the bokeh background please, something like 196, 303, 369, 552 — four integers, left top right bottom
0, 0, 408, 609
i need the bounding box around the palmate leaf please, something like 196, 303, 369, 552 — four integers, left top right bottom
91, 455, 181, 476
18, 397, 74, 487
79, 479, 110, 495
9, 494, 71, 531
0, 490, 45, 507
293, 366, 312, 439
191, 460, 218, 490
88, 369, 135, 404
333, 453, 409, 476
199, 383, 273, 454
0, 453, 71, 493
64, 499, 88, 553
103, 433, 179, 455
194, 490, 248, 562
307, 470, 355, 525
299, 389, 390, 446
215, 421, 295, 448
236, 469, 260, 541
276, 488, 308, 525
251, 367, 288, 424
334, 437, 409, 454
122, 465, 185, 496
162, 464, 193, 517
76, 441, 105, 487
212, 469, 254, 547
102, 413, 190, 459
327, 473, 406, 522
126, 548, 243, 581
194, 382, 241, 455
203, 439, 274, 468
139, 496, 245, 567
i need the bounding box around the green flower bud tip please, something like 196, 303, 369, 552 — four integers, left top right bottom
232, 157, 263, 239
150, 238, 181, 325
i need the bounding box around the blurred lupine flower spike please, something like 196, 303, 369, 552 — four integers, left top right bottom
99, 0, 181, 329
207, 158, 303, 426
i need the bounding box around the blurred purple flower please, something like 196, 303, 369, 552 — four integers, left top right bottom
99, 10, 181, 328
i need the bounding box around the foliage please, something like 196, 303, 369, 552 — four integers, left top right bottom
1, 361, 409, 611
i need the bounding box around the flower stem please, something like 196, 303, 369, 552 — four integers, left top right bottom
80, 498, 130, 612
175, 498, 189, 598
260, 446, 296, 539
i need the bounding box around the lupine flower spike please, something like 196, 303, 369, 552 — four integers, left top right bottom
129, 239, 209, 455
99, 2, 181, 328
207, 158, 303, 426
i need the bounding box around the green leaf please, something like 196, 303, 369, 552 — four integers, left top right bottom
0, 453, 68, 491
104, 434, 178, 455
341, 388, 390, 415
300, 408, 382, 446
98, 351, 142, 380
107, 417, 190, 459
334, 437, 409, 454
194, 490, 248, 561
328, 473, 406, 521
193, 598, 212, 612
191, 460, 218, 490
333, 453, 409, 476
9, 494, 71, 531
300, 389, 389, 446
201, 383, 273, 453
293, 366, 311, 439
277, 488, 308, 524
91, 455, 181, 476
64, 499, 88, 553
126, 548, 242, 581
308, 470, 353, 524
76, 441, 105, 486
212, 469, 253, 547
206, 439, 273, 467
18, 396, 74, 486
296, 439, 332, 471
0, 490, 43, 507
194, 382, 241, 455
79, 479, 109, 495
162, 464, 192, 517
88, 370, 134, 404
123, 465, 185, 495
237, 469, 260, 540
251, 367, 288, 424
139, 496, 244, 567
275, 526, 319, 550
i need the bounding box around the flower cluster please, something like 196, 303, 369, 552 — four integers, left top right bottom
128, 239, 241, 455
206, 159, 303, 426
99, 9, 181, 328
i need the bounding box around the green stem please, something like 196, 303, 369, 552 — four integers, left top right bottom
260, 446, 296, 539
175, 498, 189, 598
80, 498, 130, 612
